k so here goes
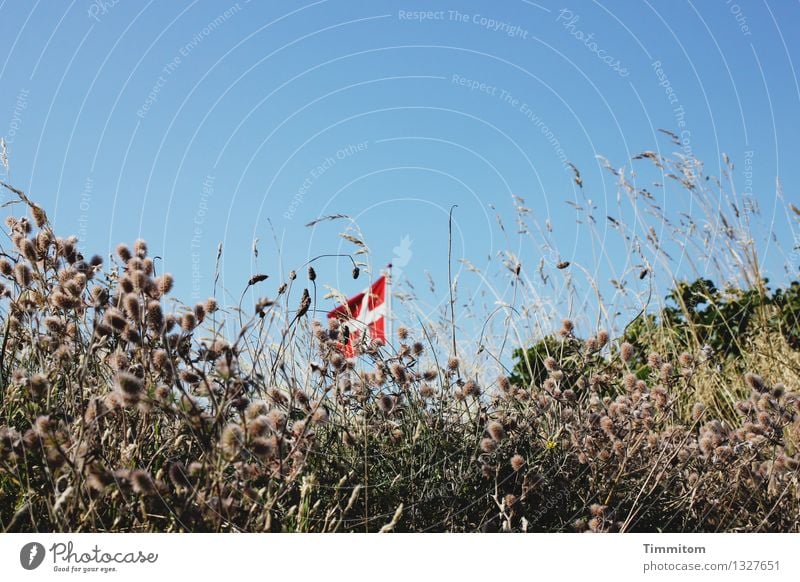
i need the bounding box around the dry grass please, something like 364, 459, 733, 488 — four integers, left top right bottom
0, 145, 799, 532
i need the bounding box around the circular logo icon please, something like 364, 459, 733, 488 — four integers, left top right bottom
20, 542, 46, 570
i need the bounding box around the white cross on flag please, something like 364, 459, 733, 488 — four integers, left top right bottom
327, 273, 390, 357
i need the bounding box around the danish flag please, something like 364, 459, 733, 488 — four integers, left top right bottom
327, 270, 390, 357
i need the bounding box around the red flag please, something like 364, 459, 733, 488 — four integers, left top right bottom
327, 275, 389, 356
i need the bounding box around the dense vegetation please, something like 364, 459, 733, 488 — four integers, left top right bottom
1, 147, 799, 532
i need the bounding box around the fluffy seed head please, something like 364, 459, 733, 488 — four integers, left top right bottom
116, 244, 132, 263
104, 308, 127, 332
220, 423, 244, 458
181, 312, 197, 332
377, 393, 394, 413
597, 329, 609, 347
156, 273, 174, 296
486, 420, 506, 441
134, 239, 148, 258
115, 372, 143, 405
14, 263, 32, 287
745, 373, 767, 393
480, 438, 497, 453
123, 294, 141, 321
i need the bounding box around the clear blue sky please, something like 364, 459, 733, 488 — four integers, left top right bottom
1, 0, 798, 339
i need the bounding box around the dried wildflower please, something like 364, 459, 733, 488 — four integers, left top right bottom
193, 303, 206, 324
390, 363, 407, 383
446, 356, 459, 371
179, 369, 200, 384
130, 470, 156, 496
597, 329, 609, 347
19, 237, 37, 262
134, 239, 148, 259
204, 297, 218, 313
600, 416, 615, 436
698, 436, 714, 456
115, 372, 143, 405
34, 415, 54, 435
660, 362, 674, 384
116, 244, 132, 263
714, 445, 733, 462
487, 420, 506, 441
220, 423, 245, 458
543, 357, 559, 372
745, 373, 767, 393
90, 286, 109, 307
651, 386, 668, 407
251, 436, 277, 460
30, 204, 47, 228
266, 409, 287, 432
691, 402, 705, 421
156, 273, 174, 296
497, 375, 511, 393
510, 454, 525, 471
247, 415, 271, 438
590, 503, 606, 517
14, 263, 32, 287
377, 393, 394, 413
123, 294, 141, 321
144, 301, 163, 332
480, 438, 497, 453
43, 316, 64, 334
311, 406, 329, 424
463, 380, 481, 397
647, 352, 663, 369
29, 374, 49, 398
104, 308, 127, 332
181, 312, 197, 332
417, 369, 436, 383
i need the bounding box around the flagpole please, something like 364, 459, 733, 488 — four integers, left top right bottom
385, 263, 393, 349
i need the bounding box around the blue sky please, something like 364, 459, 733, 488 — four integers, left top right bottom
1, 0, 798, 339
